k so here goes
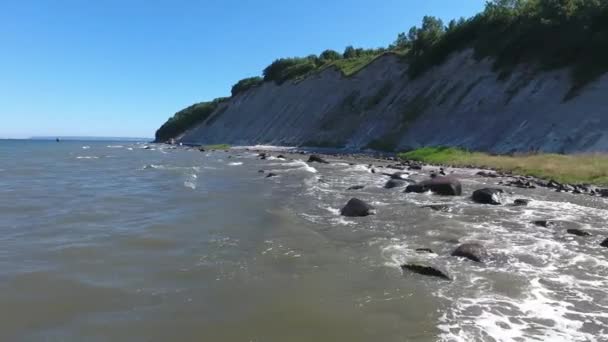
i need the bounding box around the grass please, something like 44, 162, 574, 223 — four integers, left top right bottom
329, 54, 379, 77
202, 144, 231, 150
399, 147, 608, 186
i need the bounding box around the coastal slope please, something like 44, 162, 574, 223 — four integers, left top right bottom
172, 50, 608, 153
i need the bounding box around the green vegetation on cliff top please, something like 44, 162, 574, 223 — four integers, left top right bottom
400, 147, 608, 186
157, 0, 608, 143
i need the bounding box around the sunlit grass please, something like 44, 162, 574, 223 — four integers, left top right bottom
202, 144, 231, 150
399, 147, 608, 185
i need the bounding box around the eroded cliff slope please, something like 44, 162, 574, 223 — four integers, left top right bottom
175, 50, 608, 153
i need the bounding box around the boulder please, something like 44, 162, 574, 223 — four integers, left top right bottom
476, 171, 498, 178
265, 173, 278, 178
405, 176, 462, 196
472, 188, 504, 205
340, 198, 375, 217
346, 185, 365, 191
307, 155, 329, 164
384, 179, 407, 189
276, 154, 286, 159
401, 264, 450, 280
408, 164, 422, 170
415, 248, 434, 254
390, 172, 409, 180
421, 204, 451, 212
513, 199, 530, 206
601, 238, 608, 248
533, 220, 555, 228
566, 229, 591, 237
451, 243, 487, 262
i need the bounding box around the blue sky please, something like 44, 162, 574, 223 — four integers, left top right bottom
0, 0, 486, 138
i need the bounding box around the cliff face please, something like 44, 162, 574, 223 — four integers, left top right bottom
176, 50, 608, 153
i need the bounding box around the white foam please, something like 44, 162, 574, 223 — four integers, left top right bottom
106, 145, 123, 148
76, 156, 98, 159
228, 162, 243, 166
81, 146, 90, 149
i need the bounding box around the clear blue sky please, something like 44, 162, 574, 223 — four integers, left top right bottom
0, 0, 486, 138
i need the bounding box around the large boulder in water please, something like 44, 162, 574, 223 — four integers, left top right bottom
601, 238, 608, 248
566, 229, 591, 237
384, 179, 407, 189
405, 176, 462, 196
307, 155, 329, 164
472, 188, 504, 205
401, 263, 450, 280
340, 198, 375, 217
451, 243, 487, 262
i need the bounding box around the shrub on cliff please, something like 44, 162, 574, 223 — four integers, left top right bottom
231, 76, 264, 96
155, 97, 228, 142
402, 0, 608, 96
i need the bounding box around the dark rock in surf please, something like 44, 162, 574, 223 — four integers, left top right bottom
276, 154, 286, 159
347, 185, 365, 191
258, 169, 265, 173
384, 179, 407, 189
472, 188, 504, 205
265, 172, 278, 178
405, 176, 462, 196
533, 220, 555, 228
421, 204, 451, 212
390, 171, 409, 180
476, 171, 498, 178
340, 198, 375, 217
601, 238, 608, 248
415, 248, 434, 254
451, 243, 487, 263
307, 155, 329, 164
408, 164, 422, 170
513, 199, 530, 206
401, 264, 450, 280
566, 229, 591, 237
386, 164, 406, 170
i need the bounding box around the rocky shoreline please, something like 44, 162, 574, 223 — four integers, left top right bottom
239, 147, 608, 281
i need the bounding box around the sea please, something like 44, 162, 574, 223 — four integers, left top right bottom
1, 139, 607, 341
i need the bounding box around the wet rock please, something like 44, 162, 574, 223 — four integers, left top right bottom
472, 188, 504, 205
513, 199, 530, 206
340, 198, 375, 217
451, 243, 487, 263
386, 164, 406, 170
601, 238, 608, 248
405, 176, 462, 196
276, 154, 286, 159
401, 264, 450, 280
533, 220, 555, 228
307, 155, 329, 164
346, 185, 365, 191
476, 171, 498, 178
421, 204, 451, 212
598, 189, 608, 197
408, 164, 422, 170
389, 171, 409, 180
258, 169, 265, 173
384, 179, 407, 189
198, 147, 206, 152
504, 178, 536, 189
265, 172, 278, 178
415, 248, 434, 254
567, 229, 591, 237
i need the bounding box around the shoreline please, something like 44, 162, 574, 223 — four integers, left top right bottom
172, 143, 608, 198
